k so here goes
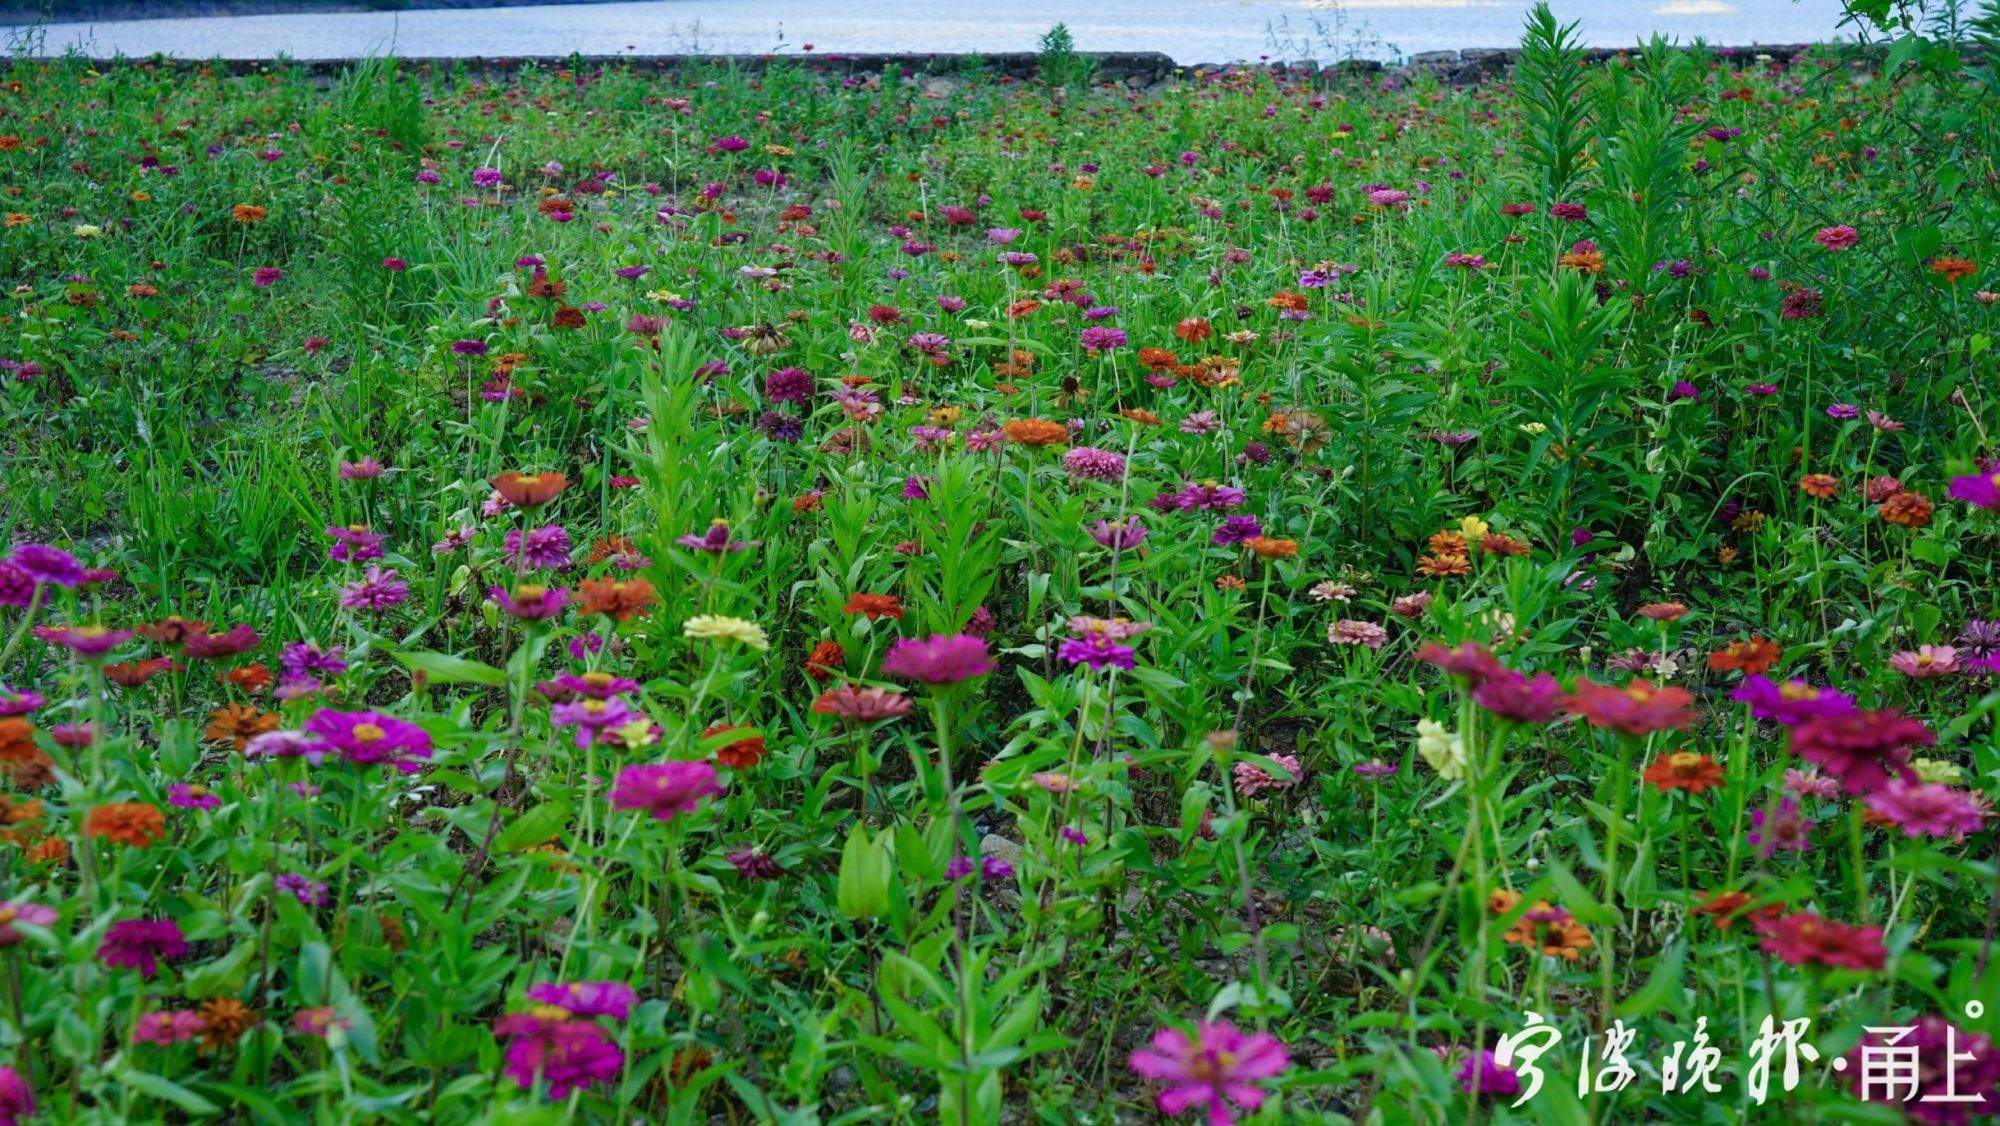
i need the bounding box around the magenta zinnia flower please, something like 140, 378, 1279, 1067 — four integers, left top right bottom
1732, 675, 1855, 727
524, 981, 638, 1020
1472, 670, 1563, 724
493, 1012, 625, 1098
608, 761, 723, 821
304, 708, 433, 773
1948, 470, 2000, 510
1127, 1019, 1289, 1125
0, 1063, 31, 1125
1845, 1016, 2000, 1124
34, 624, 133, 657
98, 919, 189, 978
881, 634, 993, 683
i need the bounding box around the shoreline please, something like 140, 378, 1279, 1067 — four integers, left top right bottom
2, 0, 622, 25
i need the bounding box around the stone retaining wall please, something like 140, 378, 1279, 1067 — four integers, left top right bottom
79, 44, 1880, 89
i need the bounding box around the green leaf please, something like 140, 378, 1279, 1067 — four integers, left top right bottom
495, 801, 571, 852
120, 1069, 221, 1116
1615, 938, 1687, 1019
392, 649, 508, 687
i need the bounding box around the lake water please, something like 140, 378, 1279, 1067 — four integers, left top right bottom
22, 0, 1856, 64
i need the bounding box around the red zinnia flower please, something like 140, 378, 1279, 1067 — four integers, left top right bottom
1756, 911, 1886, 971
489, 472, 570, 510
1642, 751, 1724, 794
703, 724, 767, 770
1787, 708, 1932, 796
1562, 679, 1695, 735
843, 593, 904, 621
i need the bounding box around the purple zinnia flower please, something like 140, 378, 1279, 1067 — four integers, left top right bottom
339, 566, 409, 612
6, 544, 83, 588
504, 525, 573, 570
98, 919, 188, 978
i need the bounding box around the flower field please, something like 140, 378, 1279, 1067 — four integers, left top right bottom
2, 6, 1999, 1121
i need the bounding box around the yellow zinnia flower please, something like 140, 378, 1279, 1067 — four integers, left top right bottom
683, 615, 769, 651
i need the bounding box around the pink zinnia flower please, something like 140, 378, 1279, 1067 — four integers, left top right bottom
1815, 224, 1859, 251
1865, 781, 1986, 841
132, 1010, 205, 1045
1890, 645, 1959, 678
810, 686, 915, 722
882, 634, 993, 684
1234, 753, 1303, 798
1127, 1019, 1289, 1125
1327, 619, 1388, 649
0, 903, 56, 945
1063, 446, 1127, 482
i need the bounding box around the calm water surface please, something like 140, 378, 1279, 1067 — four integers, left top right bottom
25, 0, 1855, 63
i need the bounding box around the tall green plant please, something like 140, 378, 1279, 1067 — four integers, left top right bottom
1515, 2, 1591, 199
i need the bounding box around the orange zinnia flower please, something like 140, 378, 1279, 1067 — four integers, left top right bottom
1642, 751, 1725, 794
85, 802, 169, 848
1427, 530, 1469, 558
1001, 419, 1069, 447
1175, 317, 1213, 343
1242, 536, 1299, 559
231, 204, 267, 223
1879, 491, 1933, 529
1502, 900, 1594, 960
1708, 636, 1781, 674
205, 704, 280, 750
1416, 554, 1473, 578
1636, 602, 1688, 622
1797, 473, 1839, 499
843, 593, 904, 620
1930, 256, 1977, 284
136, 616, 211, 646
489, 471, 570, 509
575, 576, 658, 621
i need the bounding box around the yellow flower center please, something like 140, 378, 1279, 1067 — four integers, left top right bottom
352, 723, 385, 743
